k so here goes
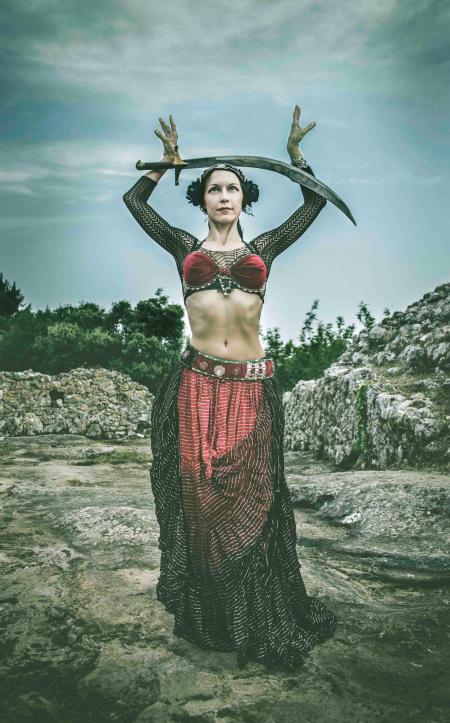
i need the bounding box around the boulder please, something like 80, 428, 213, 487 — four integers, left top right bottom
285, 283, 450, 470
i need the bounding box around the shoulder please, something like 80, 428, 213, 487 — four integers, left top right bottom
243, 239, 258, 253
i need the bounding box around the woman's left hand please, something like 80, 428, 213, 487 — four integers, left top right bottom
287, 104, 316, 152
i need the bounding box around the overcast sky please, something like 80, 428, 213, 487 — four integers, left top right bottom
1, 0, 449, 341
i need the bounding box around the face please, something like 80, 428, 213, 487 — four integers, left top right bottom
202, 170, 244, 224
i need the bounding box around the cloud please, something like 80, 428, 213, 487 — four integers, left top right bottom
101, 169, 139, 177
1, 0, 449, 115
0, 141, 141, 197
0, 168, 52, 183
346, 173, 444, 186
1, 184, 34, 195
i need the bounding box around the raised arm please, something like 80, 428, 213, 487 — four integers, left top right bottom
123, 114, 197, 272
249, 105, 327, 275
123, 175, 197, 271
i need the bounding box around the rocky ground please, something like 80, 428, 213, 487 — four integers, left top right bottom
0, 434, 449, 723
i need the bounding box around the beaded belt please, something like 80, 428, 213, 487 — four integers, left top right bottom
180, 344, 274, 380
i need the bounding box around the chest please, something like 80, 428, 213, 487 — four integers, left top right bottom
181, 245, 267, 300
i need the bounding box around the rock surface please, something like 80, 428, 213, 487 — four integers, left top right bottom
0, 368, 153, 440
284, 282, 450, 470
0, 435, 449, 722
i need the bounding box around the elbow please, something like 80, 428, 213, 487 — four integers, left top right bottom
302, 194, 327, 214
123, 191, 138, 216
311, 192, 327, 212
301, 186, 327, 209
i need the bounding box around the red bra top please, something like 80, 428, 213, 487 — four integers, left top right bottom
182, 245, 267, 303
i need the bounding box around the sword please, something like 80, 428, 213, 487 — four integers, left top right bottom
135, 153, 356, 226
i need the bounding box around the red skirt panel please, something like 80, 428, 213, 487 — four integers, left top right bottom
177, 368, 273, 574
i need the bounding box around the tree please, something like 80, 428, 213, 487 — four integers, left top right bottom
0, 273, 25, 318
261, 300, 361, 393
357, 301, 375, 331
0, 306, 43, 368
0, 289, 185, 393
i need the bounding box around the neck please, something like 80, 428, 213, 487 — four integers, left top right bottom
205, 219, 241, 247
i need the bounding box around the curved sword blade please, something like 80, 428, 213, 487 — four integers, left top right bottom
136, 155, 356, 226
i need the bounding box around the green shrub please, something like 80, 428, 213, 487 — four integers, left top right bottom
262, 300, 358, 393
0, 287, 183, 394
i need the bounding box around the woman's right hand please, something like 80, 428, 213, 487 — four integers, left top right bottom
154, 115, 179, 162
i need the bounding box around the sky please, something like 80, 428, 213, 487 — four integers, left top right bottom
1, 0, 449, 342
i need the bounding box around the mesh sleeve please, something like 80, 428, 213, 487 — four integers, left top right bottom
249, 163, 327, 275
123, 176, 198, 272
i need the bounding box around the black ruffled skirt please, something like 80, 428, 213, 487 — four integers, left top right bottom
150, 348, 337, 670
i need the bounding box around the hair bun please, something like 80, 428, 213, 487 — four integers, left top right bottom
245, 179, 259, 205
186, 179, 203, 208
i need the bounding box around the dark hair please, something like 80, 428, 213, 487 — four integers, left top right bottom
185, 165, 259, 240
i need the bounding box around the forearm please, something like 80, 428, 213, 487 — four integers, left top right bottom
249, 145, 326, 270
145, 170, 165, 183
144, 151, 177, 183
145, 159, 169, 184
287, 143, 304, 163
287, 143, 319, 203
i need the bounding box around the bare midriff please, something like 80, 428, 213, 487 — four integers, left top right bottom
186, 288, 265, 361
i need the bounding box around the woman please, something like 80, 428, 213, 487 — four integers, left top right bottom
123, 104, 337, 670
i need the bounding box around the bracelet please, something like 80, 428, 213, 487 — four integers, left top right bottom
291, 155, 309, 170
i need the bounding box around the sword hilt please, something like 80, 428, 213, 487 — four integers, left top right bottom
136, 149, 189, 185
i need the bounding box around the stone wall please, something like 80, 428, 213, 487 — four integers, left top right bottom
0, 368, 153, 440
284, 283, 450, 470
